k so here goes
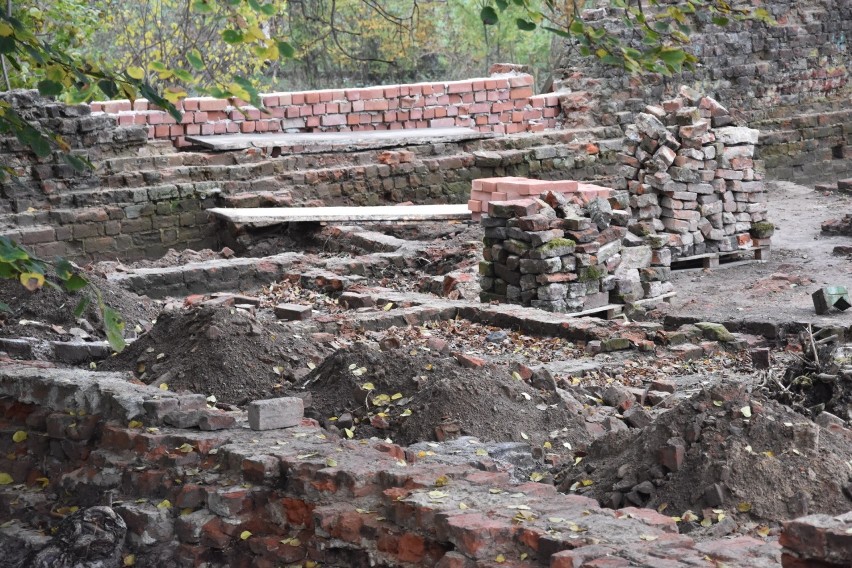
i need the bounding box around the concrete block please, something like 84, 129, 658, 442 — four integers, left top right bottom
274, 303, 312, 320
247, 397, 304, 430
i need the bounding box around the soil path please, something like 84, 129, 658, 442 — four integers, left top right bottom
666, 180, 852, 327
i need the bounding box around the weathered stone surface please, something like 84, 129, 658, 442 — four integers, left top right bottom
247, 397, 304, 430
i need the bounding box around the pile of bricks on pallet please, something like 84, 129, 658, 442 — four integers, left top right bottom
620, 86, 770, 260
477, 180, 673, 313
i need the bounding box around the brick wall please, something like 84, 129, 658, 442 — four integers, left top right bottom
90, 67, 562, 148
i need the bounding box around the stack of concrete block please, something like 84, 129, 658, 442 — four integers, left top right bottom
468, 177, 612, 222
478, 188, 666, 313
620, 87, 768, 259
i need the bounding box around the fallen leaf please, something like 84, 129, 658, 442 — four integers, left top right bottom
756, 526, 770, 537
428, 490, 448, 500
157, 499, 171, 509
123, 554, 136, 566
700, 518, 713, 527
177, 443, 193, 453
128, 420, 143, 429
0, 473, 13, 485
475, 448, 488, 456
12, 431, 27, 443
529, 472, 544, 482
344, 428, 354, 439
159, 383, 168, 391
240, 530, 252, 540
737, 502, 752, 513
435, 475, 450, 487
520, 432, 529, 440
400, 409, 412, 417
495, 554, 506, 563
459, 502, 469, 510
361, 382, 375, 391
639, 534, 658, 541
740, 406, 752, 418
325, 458, 338, 467
713, 400, 723, 407
280, 537, 301, 546
383, 303, 393, 311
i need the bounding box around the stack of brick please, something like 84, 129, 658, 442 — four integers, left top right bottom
479, 189, 639, 313
467, 176, 612, 222
620, 87, 769, 259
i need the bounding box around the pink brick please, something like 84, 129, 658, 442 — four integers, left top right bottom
154, 125, 170, 138
384, 86, 400, 97
509, 75, 534, 87
133, 99, 149, 111
305, 92, 321, 104
491, 192, 508, 201
362, 87, 385, 98
306, 116, 320, 127
352, 100, 365, 112
472, 80, 486, 90
389, 122, 403, 130
312, 104, 325, 114
347, 114, 361, 126
510, 87, 534, 99
262, 95, 279, 106
198, 98, 228, 112
345, 89, 361, 101
322, 114, 346, 126
326, 103, 339, 113
319, 90, 333, 102
447, 81, 472, 94
300, 106, 312, 117
430, 117, 455, 128
201, 123, 215, 135
364, 99, 389, 112
278, 94, 292, 105
194, 111, 208, 123
291, 93, 305, 104
182, 98, 199, 111
186, 123, 201, 135
523, 109, 543, 121
383, 111, 397, 122
474, 91, 487, 102
467, 200, 482, 213
240, 122, 255, 133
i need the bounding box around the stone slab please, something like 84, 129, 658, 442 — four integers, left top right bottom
186, 127, 493, 152
209, 204, 471, 224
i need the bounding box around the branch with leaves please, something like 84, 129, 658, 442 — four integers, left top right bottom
0, 236, 126, 352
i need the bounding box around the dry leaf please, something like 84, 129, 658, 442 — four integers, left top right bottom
740, 406, 752, 418
737, 502, 752, 513
529, 472, 545, 482
240, 530, 252, 540
12, 431, 27, 443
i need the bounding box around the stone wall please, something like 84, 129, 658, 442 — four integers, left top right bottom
553, 0, 852, 183
90, 66, 561, 148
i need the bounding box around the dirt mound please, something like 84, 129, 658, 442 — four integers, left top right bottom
295, 342, 590, 449
557, 383, 852, 526
0, 272, 158, 343
99, 306, 331, 405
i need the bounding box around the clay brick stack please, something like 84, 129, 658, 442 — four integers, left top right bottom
467, 177, 611, 222
479, 189, 635, 313
620, 87, 768, 259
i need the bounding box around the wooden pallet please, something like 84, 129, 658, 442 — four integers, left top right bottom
564, 303, 624, 320
670, 245, 770, 270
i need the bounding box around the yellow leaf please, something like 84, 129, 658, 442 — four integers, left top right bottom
639, 534, 658, 541
520, 432, 529, 440
521, 553, 528, 560
581, 479, 594, 486
127, 66, 145, 80
361, 382, 375, 391
529, 472, 544, 482
12, 431, 27, 443
159, 383, 169, 391
325, 458, 337, 467
0, 22, 13, 37
35, 477, 49, 488
383, 303, 393, 311
428, 490, 448, 500
240, 530, 252, 540
128, 420, 143, 429
123, 553, 136, 566
756, 525, 770, 538
762, 451, 774, 458
713, 400, 723, 407
489, 488, 503, 494
740, 406, 752, 418
177, 443, 194, 453
400, 409, 412, 417
657, 503, 668, 513
700, 517, 712, 527
19, 272, 45, 291
157, 499, 171, 509
344, 428, 354, 439
495, 554, 506, 563
475, 448, 488, 456
511, 371, 522, 381
459, 502, 468, 510
391, 393, 403, 400
543, 441, 552, 449
0, 473, 13, 485
737, 502, 752, 513
280, 537, 301, 546
435, 475, 449, 487
424, 364, 433, 371
372, 393, 391, 405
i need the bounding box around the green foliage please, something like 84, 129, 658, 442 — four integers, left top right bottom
0, 236, 126, 352
481, 0, 775, 76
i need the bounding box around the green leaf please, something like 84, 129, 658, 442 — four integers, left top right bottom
55, 258, 74, 280
658, 48, 687, 67
276, 41, 295, 58
173, 69, 193, 82
0, 237, 28, 262
222, 29, 244, 44
187, 50, 204, 71
543, 26, 571, 38
64, 274, 88, 292
191, 0, 214, 14
64, 154, 92, 173
480, 6, 499, 25
98, 79, 119, 99
36, 80, 63, 97
516, 19, 537, 31
0, 302, 9, 313
712, 15, 729, 26
127, 66, 145, 80
73, 297, 90, 318
101, 305, 126, 353
496, 0, 509, 9
0, 36, 15, 55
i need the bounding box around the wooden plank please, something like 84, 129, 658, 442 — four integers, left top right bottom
564, 303, 624, 320
208, 204, 472, 224
186, 127, 493, 152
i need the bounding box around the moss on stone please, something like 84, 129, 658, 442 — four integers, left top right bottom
537, 237, 576, 252
750, 221, 775, 238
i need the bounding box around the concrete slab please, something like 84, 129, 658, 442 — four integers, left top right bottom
186, 127, 494, 152
208, 204, 472, 224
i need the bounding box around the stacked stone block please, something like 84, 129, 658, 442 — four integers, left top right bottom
478, 184, 674, 313
620, 87, 770, 260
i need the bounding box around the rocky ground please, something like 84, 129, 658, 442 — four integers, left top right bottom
1, 179, 851, 566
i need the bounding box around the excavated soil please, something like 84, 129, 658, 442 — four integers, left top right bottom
0, 271, 159, 342
557, 383, 852, 527
294, 342, 590, 450
99, 306, 331, 405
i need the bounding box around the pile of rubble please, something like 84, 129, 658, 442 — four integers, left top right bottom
479, 189, 673, 312
822, 213, 852, 236
621, 87, 771, 260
